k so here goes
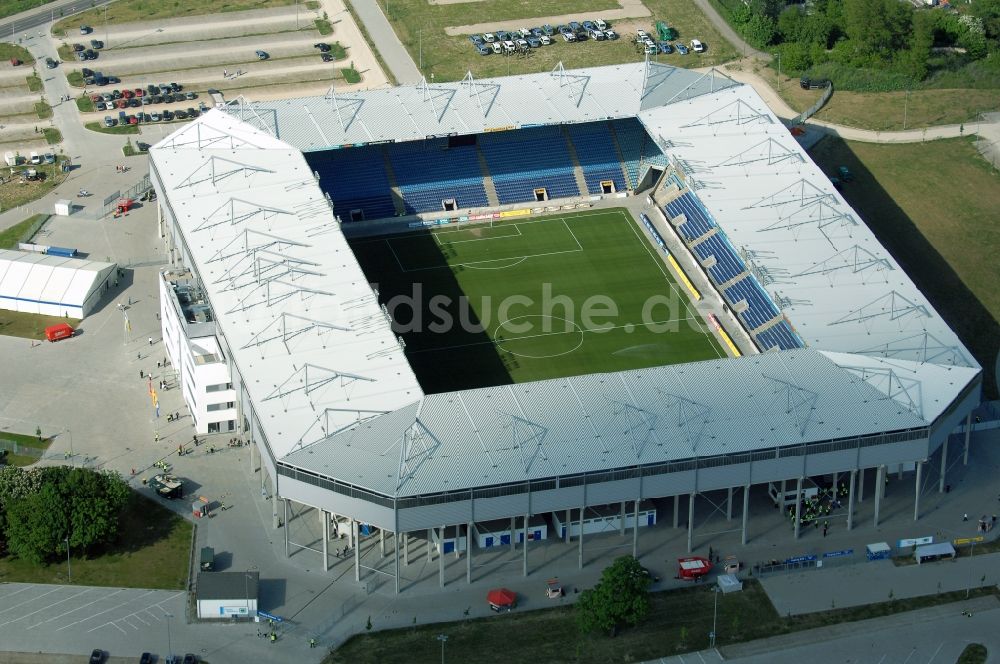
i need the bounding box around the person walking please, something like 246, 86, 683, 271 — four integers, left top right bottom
270, 632, 276, 644
309, 638, 316, 649
139, 369, 144, 379
148, 336, 153, 346
963, 513, 969, 521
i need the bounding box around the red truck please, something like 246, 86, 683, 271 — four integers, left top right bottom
44, 323, 75, 342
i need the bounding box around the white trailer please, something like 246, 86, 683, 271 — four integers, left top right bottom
767, 480, 818, 507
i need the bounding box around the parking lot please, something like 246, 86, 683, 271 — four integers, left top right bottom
56, 4, 381, 130
0, 52, 49, 153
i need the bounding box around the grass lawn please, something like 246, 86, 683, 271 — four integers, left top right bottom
0, 43, 35, 65
348, 209, 722, 393
748, 61, 999, 130
0, 430, 54, 467
380, 0, 737, 82
810, 136, 1000, 397
315, 17, 333, 36
958, 644, 989, 664
76, 94, 94, 112
0, 492, 192, 589
85, 121, 139, 135
34, 100, 51, 119
42, 127, 61, 144
25, 74, 42, 92
0, 161, 66, 210
341, 67, 361, 84
0, 309, 79, 341
0, 213, 47, 249
66, 70, 83, 86
52, 0, 300, 34
328, 580, 998, 664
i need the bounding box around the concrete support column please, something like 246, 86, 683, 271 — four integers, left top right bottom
271, 474, 280, 529
780, 479, 786, 501
427, 529, 433, 562
726, 487, 733, 521
847, 469, 856, 531
564, 509, 571, 544
250, 442, 256, 473
793, 478, 802, 540
283, 499, 289, 556
522, 514, 529, 577
939, 436, 950, 493
874, 466, 884, 528
881, 465, 887, 500
578, 506, 584, 569
403, 532, 409, 566
914, 460, 923, 521
394, 531, 400, 595
631, 499, 640, 558
858, 467, 865, 503
672, 495, 679, 528
379, 528, 385, 559
454, 524, 461, 559
740, 484, 750, 545
347, 518, 354, 548
620, 502, 626, 536
964, 413, 972, 465
438, 526, 445, 588
686, 492, 695, 553
321, 509, 329, 572
510, 517, 516, 552
353, 520, 360, 583
897, 465, 903, 481
466, 522, 473, 584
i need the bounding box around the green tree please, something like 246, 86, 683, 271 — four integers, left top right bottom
576, 556, 651, 637
5, 483, 67, 564
970, 0, 1000, 40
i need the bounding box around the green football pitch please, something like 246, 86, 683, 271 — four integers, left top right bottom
348, 208, 725, 393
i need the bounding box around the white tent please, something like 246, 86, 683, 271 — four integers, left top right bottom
0, 249, 116, 318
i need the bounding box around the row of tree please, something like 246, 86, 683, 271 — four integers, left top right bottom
0, 465, 130, 565
717, 0, 1000, 89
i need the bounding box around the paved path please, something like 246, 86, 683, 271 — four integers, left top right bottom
348, 0, 420, 84
0, 0, 113, 42
689, 0, 769, 60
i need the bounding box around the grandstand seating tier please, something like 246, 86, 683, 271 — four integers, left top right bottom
754, 320, 801, 351
724, 276, 780, 331
565, 123, 627, 194
692, 233, 745, 285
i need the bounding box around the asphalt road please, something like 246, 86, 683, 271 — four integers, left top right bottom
0, 0, 115, 42
349, 0, 420, 84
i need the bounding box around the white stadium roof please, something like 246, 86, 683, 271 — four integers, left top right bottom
153, 61, 980, 496
0, 249, 115, 318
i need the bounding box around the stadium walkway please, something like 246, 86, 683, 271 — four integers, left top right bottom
347, 0, 421, 84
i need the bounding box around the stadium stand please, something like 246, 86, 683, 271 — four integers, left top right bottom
755, 320, 801, 351
611, 118, 667, 189
724, 275, 780, 331
666, 192, 716, 241
388, 139, 489, 213
692, 233, 745, 284
305, 148, 396, 221
565, 123, 627, 194
479, 125, 581, 204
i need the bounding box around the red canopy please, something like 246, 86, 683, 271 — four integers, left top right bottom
487, 588, 516, 607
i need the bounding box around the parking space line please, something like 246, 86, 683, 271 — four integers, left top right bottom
89, 620, 128, 634
25, 589, 127, 630
927, 642, 945, 663
0, 588, 92, 627
119, 616, 140, 630
142, 609, 163, 621
57, 590, 158, 630
0, 586, 33, 603
0, 586, 66, 615
130, 612, 150, 626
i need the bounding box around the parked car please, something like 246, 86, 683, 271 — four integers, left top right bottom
137, 141, 151, 151
140, 654, 153, 664
90, 39, 103, 49
184, 91, 196, 100
657, 41, 672, 54
481, 33, 495, 43
562, 31, 576, 42
83, 49, 97, 60
128, 114, 137, 124
675, 43, 689, 54
88, 649, 103, 664
142, 96, 152, 105
186, 107, 199, 117
539, 35, 551, 45
182, 654, 198, 664
475, 43, 489, 55
799, 77, 830, 89
515, 38, 529, 50
321, 52, 333, 62
526, 37, 541, 48
80, 25, 92, 34
103, 115, 115, 127
530, 27, 543, 37
569, 21, 581, 32
589, 29, 605, 40
690, 39, 705, 53
314, 42, 331, 51
162, 110, 174, 121
582, 20, 596, 31
255, 50, 268, 60
82, 67, 94, 77
594, 18, 607, 30
541, 24, 554, 35
605, 29, 618, 40
72, 43, 84, 52
45, 57, 57, 69
174, 109, 188, 119
134, 88, 144, 97
129, 98, 141, 108
150, 111, 161, 122
468, 35, 483, 45
108, 75, 120, 83
170, 82, 182, 91
644, 44, 658, 55
556, 25, 570, 35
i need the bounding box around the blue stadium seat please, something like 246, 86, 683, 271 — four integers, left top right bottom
389, 139, 489, 213
754, 320, 802, 351
724, 276, 781, 331
479, 125, 581, 204
665, 192, 716, 241
611, 118, 667, 189
565, 123, 627, 194
692, 233, 744, 284
304, 148, 395, 220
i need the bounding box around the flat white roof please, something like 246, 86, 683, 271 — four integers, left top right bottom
0, 249, 114, 312
150, 111, 424, 459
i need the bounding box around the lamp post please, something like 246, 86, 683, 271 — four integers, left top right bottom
164, 612, 173, 660
64, 537, 71, 582
436, 634, 448, 664
773, 52, 781, 92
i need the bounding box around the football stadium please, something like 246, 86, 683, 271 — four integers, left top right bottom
150, 61, 981, 593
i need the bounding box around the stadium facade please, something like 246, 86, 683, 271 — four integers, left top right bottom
150, 61, 981, 592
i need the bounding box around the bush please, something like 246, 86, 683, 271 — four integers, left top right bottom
576, 556, 651, 636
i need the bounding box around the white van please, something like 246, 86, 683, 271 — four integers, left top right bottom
482, 33, 496, 43
594, 19, 607, 30
30, 151, 41, 165
490, 42, 502, 54
767, 481, 819, 508
502, 40, 516, 53
690, 38, 705, 53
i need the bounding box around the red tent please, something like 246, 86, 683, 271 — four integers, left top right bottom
487, 588, 517, 612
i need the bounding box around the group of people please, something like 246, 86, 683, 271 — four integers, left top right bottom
115, 164, 130, 173
785, 481, 850, 530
